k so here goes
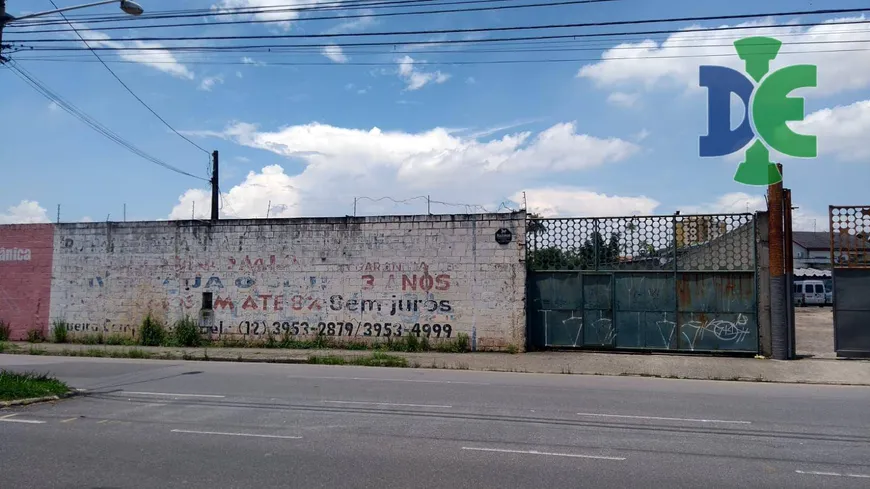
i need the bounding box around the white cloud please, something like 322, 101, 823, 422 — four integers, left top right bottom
322, 44, 349, 63
80, 216, 94, 223
215, 0, 327, 30
324, 10, 376, 34
634, 128, 651, 141
0, 200, 50, 224
518, 188, 660, 217
198, 75, 225, 91
578, 16, 870, 97
678, 192, 826, 231
607, 91, 640, 108
241, 57, 267, 66
795, 99, 870, 161
170, 165, 299, 220
466, 76, 477, 85
175, 120, 640, 217
80, 30, 194, 80
47, 101, 60, 112
236, 71, 244, 78
397, 55, 451, 91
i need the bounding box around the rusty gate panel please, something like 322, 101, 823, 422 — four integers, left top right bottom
676, 273, 757, 352
830, 206, 870, 357
527, 213, 759, 353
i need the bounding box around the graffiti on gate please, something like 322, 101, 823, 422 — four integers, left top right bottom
655, 313, 751, 350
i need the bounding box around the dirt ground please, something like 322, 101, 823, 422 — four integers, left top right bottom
795, 306, 835, 358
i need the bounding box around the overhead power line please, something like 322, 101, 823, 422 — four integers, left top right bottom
11, 0, 619, 34
11, 6, 870, 43
14, 46, 870, 67
46, 1, 210, 156
6, 61, 208, 182
6, 0, 506, 27
15, 19, 870, 54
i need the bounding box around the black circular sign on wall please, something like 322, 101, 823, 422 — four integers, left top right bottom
495, 228, 513, 245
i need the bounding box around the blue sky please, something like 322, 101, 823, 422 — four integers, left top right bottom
1, 0, 868, 229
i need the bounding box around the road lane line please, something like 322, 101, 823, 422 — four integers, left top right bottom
0, 418, 46, 424
0, 414, 19, 419
96, 420, 109, 424
461, 447, 625, 461
576, 412, 751, 424
123, 391, 226, 398
324, 400, 453, 409
294, 376, 486, 385
61, 417, 78, 423
796, 470, 870, 479
171, 429, 302, 439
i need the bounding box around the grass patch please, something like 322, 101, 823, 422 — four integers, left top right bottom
139, 314, 166, 347
173, 316, 201, 348
307, 352, 409, 368
0, 370, 69, 401
26, 328, 46, 344
52, 321, 69, 344
0, 321, 11, 341
71, 333, 104, 345
104, 334, 136, 346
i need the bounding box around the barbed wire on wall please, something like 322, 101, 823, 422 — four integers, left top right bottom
352, 195, 519, 216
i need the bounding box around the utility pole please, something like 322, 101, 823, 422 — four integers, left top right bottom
769, 163, 787, 360
210, 150, 219, 221
1, 0, 8, 63
783, 188, 796, 359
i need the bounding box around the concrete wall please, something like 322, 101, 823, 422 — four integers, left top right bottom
0, 224, 55, 340
47, 213, 526, 351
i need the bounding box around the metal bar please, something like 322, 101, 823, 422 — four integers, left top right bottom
769, 164, 787, 360
532, 212, 753, 222
753, 215, 760, 355
783, 189, 795, 359
593, 218, 600, 272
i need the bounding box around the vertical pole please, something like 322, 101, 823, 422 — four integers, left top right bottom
0, 1, 6, 63
266, 200, 271, 219
673, 214, 680, 350
211, 150, 219, 221
427, 195, 431, 215
783, 188, 795, 359
353, 198, 357, 217
769, 163, 787, 360
123, 203, 126, 222
56, 204, 60, 224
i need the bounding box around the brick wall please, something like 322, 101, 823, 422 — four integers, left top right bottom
48, 213, 527, 351
0, 224, 55, 340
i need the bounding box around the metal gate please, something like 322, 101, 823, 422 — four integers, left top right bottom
527, 213, 758, 353
830, 206, 870, 358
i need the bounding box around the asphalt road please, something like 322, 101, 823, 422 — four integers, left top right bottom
2, 355, 869, 489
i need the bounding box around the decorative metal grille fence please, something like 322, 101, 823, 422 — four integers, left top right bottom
830, 206, 870, 269
526, 213, 758, 353
829, 205, 870, 357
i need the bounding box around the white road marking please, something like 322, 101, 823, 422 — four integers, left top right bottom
576, 412, 751, 424
293, 376, 486, 385
171, 429, 302, 439
461, 447, 625, 461
0, 418, 46, 424
324, 400, 453, 408
61, 417, 78, 423
123, 391, 226, 398
796, 470, 870, 479
0, 414, 18, 419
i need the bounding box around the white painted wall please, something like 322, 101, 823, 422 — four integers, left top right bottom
48, 213, 526, 351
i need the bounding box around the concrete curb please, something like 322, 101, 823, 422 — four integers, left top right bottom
0, 389, 82, 408
3, 342, 869, 387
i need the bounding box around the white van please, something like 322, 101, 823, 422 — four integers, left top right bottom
794, 280, 826, 306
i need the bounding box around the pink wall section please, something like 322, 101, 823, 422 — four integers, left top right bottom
0, 224, 55, 340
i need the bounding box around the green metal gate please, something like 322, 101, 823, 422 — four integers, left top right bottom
526, 214, 758, 353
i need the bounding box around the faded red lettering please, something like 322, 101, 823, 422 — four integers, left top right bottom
435, 274, 451, 291
419, 274, 434, 291
274, 295, 284, 311
214, 296, 234, 310
362, 275, 375, 290
242, 296, 258, 310
402, 274, 416, 291
259, 294, 273, 310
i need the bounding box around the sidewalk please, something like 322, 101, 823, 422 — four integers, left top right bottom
4, 342, 869, 386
